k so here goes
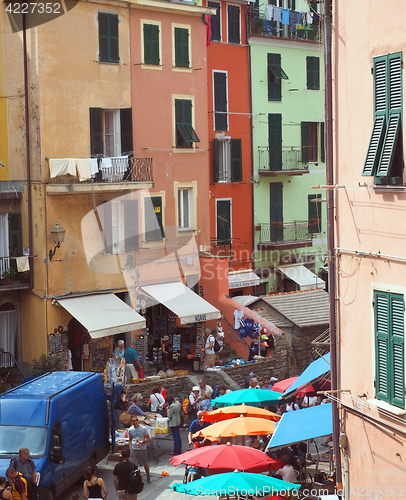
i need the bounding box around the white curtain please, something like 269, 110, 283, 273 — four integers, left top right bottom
0, 214, 8, 275
0, 310, 17, 357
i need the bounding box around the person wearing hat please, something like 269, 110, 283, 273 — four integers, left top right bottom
161, 335, 170, 366
124, 341, 142, 384
187, 386, 201, 424
244, 370, 255, 389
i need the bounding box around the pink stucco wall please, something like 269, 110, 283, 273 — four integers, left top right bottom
334, 0, 406, 491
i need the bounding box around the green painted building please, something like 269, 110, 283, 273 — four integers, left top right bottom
249, 5, 326, 294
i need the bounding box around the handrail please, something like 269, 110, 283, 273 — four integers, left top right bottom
221, 314, 251, 358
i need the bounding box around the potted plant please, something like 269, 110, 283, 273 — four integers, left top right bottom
2, 269, 17, 285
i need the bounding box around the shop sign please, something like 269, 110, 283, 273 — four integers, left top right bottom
229, 280, 258, 289
194, 314, 207, 322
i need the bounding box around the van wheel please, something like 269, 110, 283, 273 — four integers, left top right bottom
38, 486, 54, 500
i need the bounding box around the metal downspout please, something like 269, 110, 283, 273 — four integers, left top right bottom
324, 0, 342, 485
23, 13, 33, 291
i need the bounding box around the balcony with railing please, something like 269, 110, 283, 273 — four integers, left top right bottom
0, 257, 31, 290
257, 220, 314, 249
210, 238, 233, 257
258, 147, 309, 175
248, 11, 323, 42
47, 157, 154, 194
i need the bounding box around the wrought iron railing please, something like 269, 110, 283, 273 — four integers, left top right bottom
48, 157, 153, 184
248, 12, 323, 42
0, 351, 25, 389
258, 147, 308, 172
210, 239, 233, 257
258, 220, 314, 244
0, 256, 30, 287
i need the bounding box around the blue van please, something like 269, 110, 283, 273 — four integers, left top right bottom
0, 372, 109, 499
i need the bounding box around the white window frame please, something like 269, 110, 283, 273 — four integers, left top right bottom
226, 3, 241, 45
215, 197, 232, 242
103, 109, 121, 157
178, 187, 192, 230
174, 182, 197, 233
216, 134, 231, 183
212, 70, 229, 132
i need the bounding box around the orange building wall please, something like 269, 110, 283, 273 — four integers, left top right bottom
205, 1, 253, 272
130, 6, 211, 249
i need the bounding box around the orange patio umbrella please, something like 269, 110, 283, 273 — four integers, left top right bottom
192, 415, 276, 443
203, 404, 281, 423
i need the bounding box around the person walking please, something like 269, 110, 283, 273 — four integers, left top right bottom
9, 448, 36, 484
167, 395, 182, 456
124, 342, 142, 383
128, 417, 151, 484
83, 466, 108, 500
6, 468, 26, 500
113, 448, 137, 500
202, 329, 215, 368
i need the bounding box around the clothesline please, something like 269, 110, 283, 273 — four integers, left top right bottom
262, 5, 320, 27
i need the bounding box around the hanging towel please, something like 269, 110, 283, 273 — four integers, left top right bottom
273, 6, 282, 22
289, 10, 296, 32
281, 8, 290, 25
295, 11, 303, 24
76, 159, 91, 181
264, 4, 274, 21
306, 12, 313, 24
89, 158, 99, 176
49, 158, 76, 178
16, 256, 30, 272
101, 158, 113, 181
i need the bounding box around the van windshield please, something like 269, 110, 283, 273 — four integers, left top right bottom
0, 426, 48, 458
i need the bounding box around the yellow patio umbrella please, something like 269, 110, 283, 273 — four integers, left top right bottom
203, 404, 281, 423
192, 415, 276, 444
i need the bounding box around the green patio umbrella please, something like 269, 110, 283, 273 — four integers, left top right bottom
170, 470, 300, 496
213, 388, 281, 408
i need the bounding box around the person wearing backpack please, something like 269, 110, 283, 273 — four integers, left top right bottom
202, 329, 216, 368
113, 448, 139, 500
6, 468, 27, 500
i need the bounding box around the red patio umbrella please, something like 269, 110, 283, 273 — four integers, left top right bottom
273, 377, 331, 397
170, 443, 283, 473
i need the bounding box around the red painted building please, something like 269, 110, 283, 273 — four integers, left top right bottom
204, 0, 256, 298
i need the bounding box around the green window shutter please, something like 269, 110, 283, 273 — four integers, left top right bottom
120, 108, 133, 154
208, 1, 221, 41
216, 200, 231, 243
362, 115, 386, 175
8, 213, 22, 257
307, 56, 319, 90
144, 24, 160, 65
374, 57, 388, 115
230, 139, 242, 182
124, 200, 139, 252
389, 53, 402, 112
377, 112, 401, 177
308, 194, 321, 234
375, 291, 390, 403
103, 201, 113, 254
175, 27, 189, 68
145, 197, 164, 242
268, 114, 282, 170
98, 13, 108, 62
390, 294, 405, 408
109, 14, 119, 63
227, 5, 240, 44
214, 72, 228, 131
175, 100, 199, 146
301, 121, 309, 163
268, 53, 282, 102
89, 108, 102, 156
320, 122, 325, 163
214, 138, 220, 182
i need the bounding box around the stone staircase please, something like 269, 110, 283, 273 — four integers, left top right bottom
216, 340, 238, 365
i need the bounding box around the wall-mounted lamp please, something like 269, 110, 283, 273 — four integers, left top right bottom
49, 222, 66, 261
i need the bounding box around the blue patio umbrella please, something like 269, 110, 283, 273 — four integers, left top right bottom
213, 388, 281, 408
171, 470, 300, 496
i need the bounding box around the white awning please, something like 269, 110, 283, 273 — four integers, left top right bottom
228, 270, 261, 289
277, 264, 325, 290
56, 293, 146, 339
140, 282, 221, 324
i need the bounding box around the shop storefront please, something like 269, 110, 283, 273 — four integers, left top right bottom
138, 281, 221, 369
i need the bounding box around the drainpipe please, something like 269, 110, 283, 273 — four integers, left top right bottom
324, 0, 342, 486
23, 13, 34, 290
